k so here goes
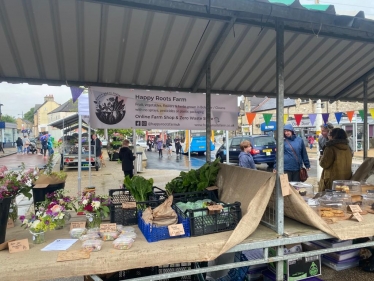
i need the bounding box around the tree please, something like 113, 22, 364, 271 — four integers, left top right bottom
23, 108, 35, 123
0, 114, 16, 123
96, 129, 145, 139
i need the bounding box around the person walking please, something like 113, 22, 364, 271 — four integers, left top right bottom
91, 134, 102, 166
119, 139, 136, 178
16, 137, 23, 154
238, 140, 256, 170
308, 135, 314, 150
147, 137, 152, 152
156, 137, 163, 158
22, 135, 30, 154
166, 136, 172, 157
174, 135, 181, 156
273, 124, 310, 182
319, 128, 352, 191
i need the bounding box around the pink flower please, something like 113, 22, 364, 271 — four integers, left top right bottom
50, 205, 62, 213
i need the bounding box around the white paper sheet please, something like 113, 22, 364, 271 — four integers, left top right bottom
41, 239, 78, 251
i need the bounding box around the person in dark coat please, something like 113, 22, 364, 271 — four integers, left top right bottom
274, 124, 310, 182
119, 139, 136, 178
174, 135, 181, 155
238, 140, 256, 170
16, 137, 23, 154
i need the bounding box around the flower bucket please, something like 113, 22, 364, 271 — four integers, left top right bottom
0, 198, 12, 244
86, 213, 102, 229
30, 231, 45, 244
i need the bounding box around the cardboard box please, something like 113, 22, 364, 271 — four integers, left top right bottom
269, 247, 321, 281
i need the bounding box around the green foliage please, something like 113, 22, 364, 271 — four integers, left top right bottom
43, 154, 67, 180
23, 108, 35, 123
166, 158, 221, 195
96, 129, 145, 138
0, 114, 16, 123
123, 175, 154, 209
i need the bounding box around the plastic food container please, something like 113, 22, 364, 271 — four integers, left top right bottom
79, 233, 101, 241
119, 232, 137, 240
332, 180, 361, 194
120, 226, 135, 233
113, 238, 134, 250
69, 228, 87, 239
290, 182, 314, 196
101, 231, 119, 241
82, 240, 103, 252
362, 191, 374, 211
318, 193, 350, 217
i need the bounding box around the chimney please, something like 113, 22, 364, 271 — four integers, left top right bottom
44, 94, 54, 102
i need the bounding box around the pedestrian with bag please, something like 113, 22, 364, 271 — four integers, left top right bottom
22, 135, 31, 154
318, 128, 352, 191
16, 137, 23, 154
273, 124, 310, 182
119, 139, 136, 178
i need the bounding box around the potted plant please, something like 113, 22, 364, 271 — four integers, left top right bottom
0, 165, 37, 244
33, 155, 67, 207
108, 133, 124, 161
77, 192, 111, 229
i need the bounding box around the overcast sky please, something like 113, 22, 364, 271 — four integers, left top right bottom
0, 0, 372, 117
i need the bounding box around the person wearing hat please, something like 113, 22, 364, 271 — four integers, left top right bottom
273, 124, 310, 182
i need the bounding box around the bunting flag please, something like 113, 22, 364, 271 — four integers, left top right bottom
308, 114, 317, 126
359, 109, 365, 120
370, 108, 374, 119
346, 111, 355, 122
322, 113, 330, 124
335, 112, 343, 124
263, 113, 273, 125
283, 114, 289, 124
294, 114, 303, 126
246, 112, 256, 125
71, 87, 84, 103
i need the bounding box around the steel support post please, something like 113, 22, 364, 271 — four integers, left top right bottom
275, 18, 285, 281
206, 65, 212, 163
363, 78, 368, 159
78, 114, 82, 196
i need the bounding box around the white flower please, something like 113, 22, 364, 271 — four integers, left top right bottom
23, 219, 28, 224
26, 179, 32, 187
82, 199, 88, 205
17, 174, 22, 181
58, 213, 65, 220
91, 201, 101, 210
31, 220, 40, 229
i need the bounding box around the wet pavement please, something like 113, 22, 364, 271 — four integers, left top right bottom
0, 149, 51, 170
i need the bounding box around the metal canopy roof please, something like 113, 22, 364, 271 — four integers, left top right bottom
1, 0, 374, 101
48, 113, 88, 129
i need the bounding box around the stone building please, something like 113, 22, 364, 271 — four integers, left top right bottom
33, 95, 60, 136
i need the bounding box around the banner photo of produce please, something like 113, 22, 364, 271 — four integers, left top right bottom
89, 87, 238, 130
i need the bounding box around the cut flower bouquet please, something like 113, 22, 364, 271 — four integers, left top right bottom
77, 192, 111, 228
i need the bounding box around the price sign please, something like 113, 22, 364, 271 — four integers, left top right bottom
168, 224, 185, 237
122, 202, 136, 209
70, 221, 86, 230
348, 205, 362, 213
57, 250, 91, 262
7, 218, 14, 229
100, 223, 117, 232
350, 212, 363, 222
280, 174, 291, 196
9, 239, 29, 254
207, 205, 223, 211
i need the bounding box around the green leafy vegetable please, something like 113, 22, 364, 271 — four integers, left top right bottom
123, 176, 153, 209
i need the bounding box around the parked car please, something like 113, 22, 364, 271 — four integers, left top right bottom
215, 135, 276, 167
136, 140, 148, 149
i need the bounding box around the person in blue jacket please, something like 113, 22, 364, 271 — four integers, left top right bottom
238, 140, 257, 170
273, 124, 310, 182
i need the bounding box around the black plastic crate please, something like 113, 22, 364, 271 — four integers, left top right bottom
158, 262, 207, 281
106, 266, 159, 280
109, 188, 137, 226
149, 186, 168, 202
173, 191, 242, 237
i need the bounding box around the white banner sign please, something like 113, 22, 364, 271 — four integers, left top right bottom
89, 87, 238, 130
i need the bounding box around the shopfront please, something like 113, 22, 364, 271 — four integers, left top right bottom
0, 122, 17, 148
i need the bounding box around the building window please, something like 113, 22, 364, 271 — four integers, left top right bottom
300, 99, 309, 104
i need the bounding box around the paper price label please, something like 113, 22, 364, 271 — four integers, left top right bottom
100, 223, 117, 232
349, 205, 362, 213
207, 205, 223, 211
70, 221, 86, 230
7, 218, 14, 229
9, 239, 29, 253
168, 224, 185, 237
350, 212, 363, 222
122, 202, 136, 209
